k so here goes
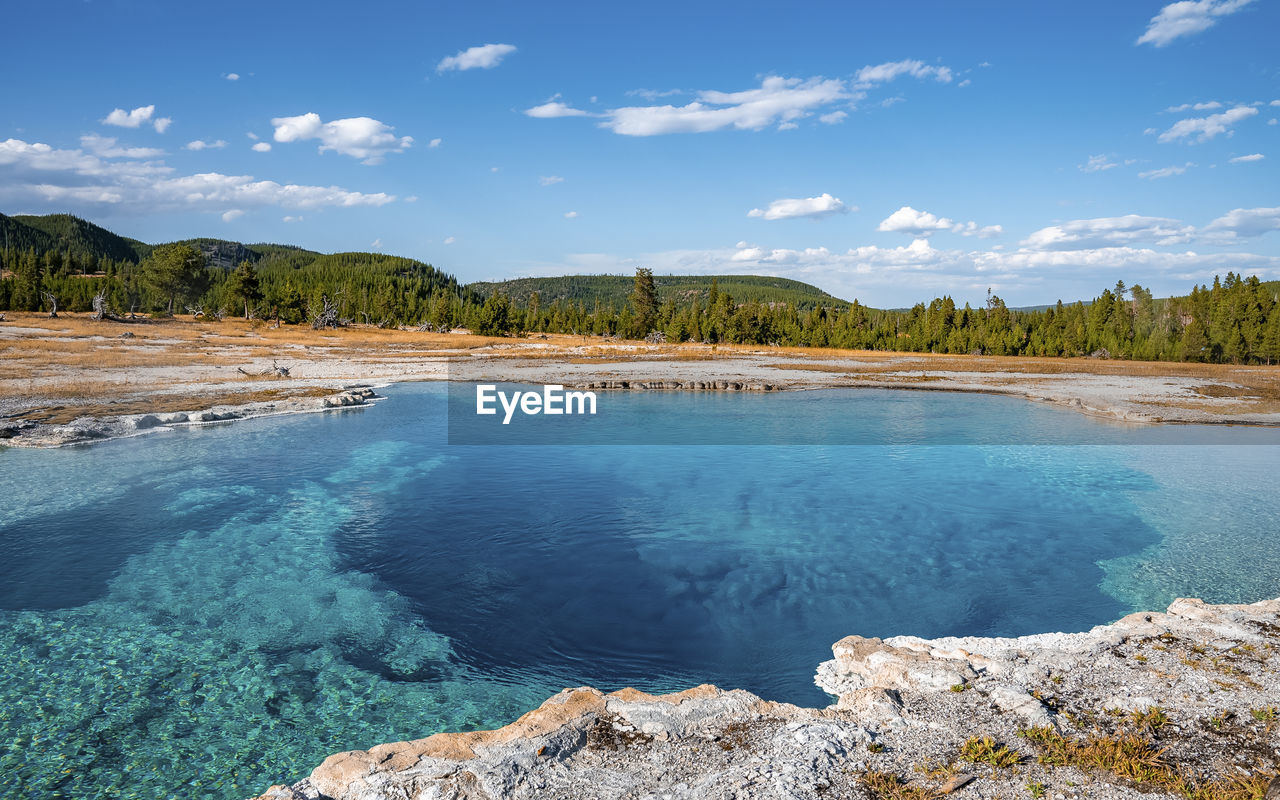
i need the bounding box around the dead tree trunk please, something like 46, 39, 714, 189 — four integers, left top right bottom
41, 291, 59, 318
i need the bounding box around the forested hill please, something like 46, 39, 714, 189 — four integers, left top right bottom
469, 274, 848, 310
1, 213, 150, 264
4, 211, 1280, 364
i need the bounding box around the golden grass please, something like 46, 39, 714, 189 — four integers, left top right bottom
859, 770, 940, 800
1019, 726, 1275, 799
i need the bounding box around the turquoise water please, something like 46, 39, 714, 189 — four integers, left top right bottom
1, 383, 1277, 799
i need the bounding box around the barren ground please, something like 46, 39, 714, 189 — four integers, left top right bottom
3, 312, 1280, 432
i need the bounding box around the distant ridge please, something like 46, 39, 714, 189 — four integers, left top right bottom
469, 274, 850, 310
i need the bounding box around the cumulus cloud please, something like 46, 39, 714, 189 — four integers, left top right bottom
854, 59, 952, 88
80, 134, 164, 159
748, 193, 850, 221
1137, 0, 1254, 47
819, 111, 848, 125
524, 101, 595, 118
271, 113, 412, 164
878, 206, 1001, 238
564, 211, 578, 219
443, 236, 456, 244
103, 105, 170, 133
1079, 154, 1119, 173
428, 138, 442, 148
1022, 215, 1196, 250
221, 209, 244, 222
252, 142, 272, 152
1139, 162, 1194, 179
0, 136, 396, 217
1229, 153, 1264, 163
225, 73, 240, 81
436, 43, 516, 72
283, 215, 303, 222
102, 105, 155, 128
539, 175, 564, 186
1158, 105, 1257, 143
185, 139, 227, 151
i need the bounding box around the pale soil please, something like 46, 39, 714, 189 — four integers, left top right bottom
2, 312, 1279, 446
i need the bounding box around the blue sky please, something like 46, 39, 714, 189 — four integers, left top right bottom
2, 0, 1278, 306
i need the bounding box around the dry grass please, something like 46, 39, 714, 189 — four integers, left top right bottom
1019, 726, 1275, 799
859, 770, 940, 800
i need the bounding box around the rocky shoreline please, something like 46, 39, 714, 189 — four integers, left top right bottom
0, 387, 381, 448
252, 596, 1280, 800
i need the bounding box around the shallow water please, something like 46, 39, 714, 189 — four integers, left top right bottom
0, 383, 1277, 799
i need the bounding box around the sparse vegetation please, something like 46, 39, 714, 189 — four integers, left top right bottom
859, 770, 938, 800
959, 736, 1022, 769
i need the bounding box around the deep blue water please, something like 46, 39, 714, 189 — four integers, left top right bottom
1, 383, 1278, 799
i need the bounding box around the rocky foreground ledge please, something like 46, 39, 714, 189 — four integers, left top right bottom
254, 597, 1280, 800
0, 387, 379, 447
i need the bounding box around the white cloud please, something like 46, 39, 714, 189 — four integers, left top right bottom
1139, 162, 1194, 179
247, 132, 260, 141
605, 76, 849, 135
252, 142, 272, 152
436, 43, 516, 73
627, 88, 685, 100
153, 117, 172, 134
271, 113, 412, 164
1166, 101, 1223, 112
524, 101, 596, 118
225, 73, 240, 81
185, 139, 227, 151
1022, 215, 1195, 249
428, 138, 442, 148
282, 215, 303, 222
958, 79, 972, 88
1271, 119, 1278, 126
1228, 153, 1264, 163
221, 209, 244, 222
102, 105, 155, 129
878, 206, 1000, 238
854, 59, 953, 88
1203, 207, 1280, 238
1158, 105, 1257, 143
80, 134, 164, 159
1137, 0, 1254, 47
370, 238, 383, 250
404, 195, 419, 203
748, 193, 850, 221
564, 211, 578, 219
529, 67, 957, 136
539, 175, 564, 186
1079, 154, 1119, 173
443, 236, 456, 244
0, 137, 396, 216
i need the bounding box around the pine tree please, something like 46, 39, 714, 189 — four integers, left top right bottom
630, 267, 658, 336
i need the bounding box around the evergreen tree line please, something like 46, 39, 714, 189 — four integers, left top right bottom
3, 244, 1279, 364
